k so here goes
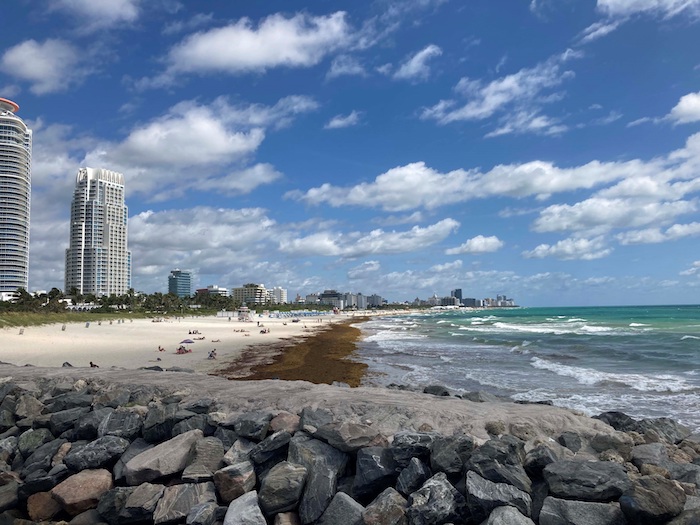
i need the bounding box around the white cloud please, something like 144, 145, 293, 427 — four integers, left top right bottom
163, 13, 214, 35
445, 235, 504, 255
533, 198, 697, 234
0, 39, 86, 95
422, 50, 579, 136
680, 260, 700, 276
324, 111, 362, 129
523, 236, 612, 260
617, 222, 700, 244
50, 0, 140, 31
279, 218, 460, 258
393, 44, 442, 81
577, 20, 622, 44
327, 55, 366, 79
597, 0, 700, 18
667, 91, 700, 124
347, 260, 381, 279
161, 12, 351, 79
430, 260, 463, 272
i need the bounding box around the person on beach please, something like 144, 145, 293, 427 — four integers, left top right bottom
89, 361, 99, 368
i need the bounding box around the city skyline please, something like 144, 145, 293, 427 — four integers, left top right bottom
1, 2, 700, 306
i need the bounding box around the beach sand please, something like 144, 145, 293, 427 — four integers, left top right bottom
0, 313, 345, 373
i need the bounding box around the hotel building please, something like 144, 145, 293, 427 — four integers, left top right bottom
65, 168, 131, 296
0, 98, 31, 295
168, 269, 192, 298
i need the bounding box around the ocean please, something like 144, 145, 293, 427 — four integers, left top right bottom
356, 305, 700, 432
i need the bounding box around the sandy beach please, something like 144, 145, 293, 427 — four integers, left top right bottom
0, 312, 349, 373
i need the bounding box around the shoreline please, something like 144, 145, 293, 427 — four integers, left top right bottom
212, 316, 370, 387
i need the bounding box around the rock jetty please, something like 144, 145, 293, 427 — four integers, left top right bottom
0, 367, 698, 524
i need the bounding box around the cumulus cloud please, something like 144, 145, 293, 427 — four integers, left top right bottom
327, 55, 366, 79
617, 222, 700, 244
667, 91, 700, 124
324, 111, 362, 129
421, 50, 579, 136
49, 0, 140, 31
393, 44, 442, 81
680, 260, 700, 276
347, 260, 381, 279
279, 218, 460, 258
445, 235, 504, 255
523, 236, 612, 260
0, 39, 87, 95
150, 12, 351, 85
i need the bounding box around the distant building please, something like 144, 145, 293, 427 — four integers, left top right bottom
440, 296, 460, 306
168, 269, 192, 298
367, 294, 385, 307
451, 288, 462, 303
462, 297, 482, 307
65, 167, 131, 296
231, 283, 268, 304
0, 98, 31, 294
196, 285, 228, 297
269, 286, 287, 304
305, 293, 320, 305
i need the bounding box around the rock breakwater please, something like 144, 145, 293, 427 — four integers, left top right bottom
0, 367, 698, 524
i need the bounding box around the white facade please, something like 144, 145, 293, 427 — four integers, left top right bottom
65, 168, 131, 296
0, 98, 31, 293
232, 284, 268, 304
270, 286, 287, 304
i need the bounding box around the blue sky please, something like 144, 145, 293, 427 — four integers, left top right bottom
1, 0, 700, 306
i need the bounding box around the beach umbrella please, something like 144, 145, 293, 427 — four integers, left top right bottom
180, 339, 195, 344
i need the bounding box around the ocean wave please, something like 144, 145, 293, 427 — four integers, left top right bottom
530, 357, 693, 392
681, 335, 700, 340
629, 323, 649, 327
364, 330, 427, 342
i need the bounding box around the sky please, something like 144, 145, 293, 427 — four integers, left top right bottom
1, 0, 700, 307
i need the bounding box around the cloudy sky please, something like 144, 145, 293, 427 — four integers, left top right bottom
2, 0, 700, 306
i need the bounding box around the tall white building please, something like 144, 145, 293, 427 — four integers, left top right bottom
0, 98, 31, 294
270, 286, 287, 304
65, 168, 131, 296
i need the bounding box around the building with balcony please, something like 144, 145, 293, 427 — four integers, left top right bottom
65, 168, 131, 296
0, 98, 31, 293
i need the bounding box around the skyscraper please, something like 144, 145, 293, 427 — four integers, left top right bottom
168, 269, 192, 298
0, 98, 31, 295
65, 168, 131, 296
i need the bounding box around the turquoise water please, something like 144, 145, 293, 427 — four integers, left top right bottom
357, 305, 700, 431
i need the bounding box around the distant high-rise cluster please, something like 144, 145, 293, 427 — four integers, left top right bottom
65, 168, 132, 297
0, 98, 31, 296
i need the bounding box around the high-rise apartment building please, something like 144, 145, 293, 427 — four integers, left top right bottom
168, 269, 192, 298
0, 98, 31, 295
65, 168, 131, 296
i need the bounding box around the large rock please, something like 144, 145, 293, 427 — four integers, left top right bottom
231, 411, 272, 442
21, 438, 67, 478
26, 491, 62, 522
315, 421, 382, 453
45, 392, 93, 413
465, 470, 532, 522
591, 432, 634, 461
430, 434, 475, 478
361, 487, 407, 525
482, 505, 536, 525
96, 486, 134, 525
619, 474, 686, 524
182, 436, 225, 482
539, 496, 627, 525
49, 407, 91, 436
223, 438, 255, 466
390, 432, 436, 469
50, 468, 113, 516
74, 407, 114, 440
0, 481, 18, 512
17, 428, 54, 458
113, 438, 152, 483
14, 394, 45, 420
98, 409, 143, 440
668, 509, 700, 525
630, 442, 669, 469
249, 430, 291, 467
143, 403, 180, 443
544, 460, 632, 502
153, 482, 217, 525
124, 429, 202, 485
406, 472, 467, 525
63, 435, 130, 472
213, 461, 256, 504
258, 461, 307, 515
465, 435, 530, 493
396, 457, 432, 497
288, 436, 348, 524
352, 446, 400, 502
595, 412, 691, 444
187, 501, 220, 525
223, 490, 266, 525
119, 482, 164, 523
316, 492, 364, 525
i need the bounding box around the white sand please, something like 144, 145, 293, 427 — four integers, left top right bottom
0, 313, 342, 372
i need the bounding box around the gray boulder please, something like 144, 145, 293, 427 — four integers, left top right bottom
423, 385, 450, 396
317, 492, 364, 525
113, 438, 153, 483
557, 431, 583, 453
299, 407, 334, 432
74, 407, 114, 440
118, 482, 164, 523
544, 460, 632, 502
353, 446, 400, 502
0, 481, 18, 513
539, 496, 627, 525
182, 436, 225, 482
315, 421, 381, 453
668, 509, 700, 525
619, 474, 686, 524
482, 505, 536, 525
173, 414, 216, 437
45, 392, 93, 413
396, 457, 432, 497
223, 437, 255, 466
258, 461, 308, 515
17, 428, 54, 458
186, 501, 220, 525
406, 472, 467, 525
124, 429, 202, 485
361, 487, 407, 525
466, 470, 532, 522
98, 409, 143, 440
249, 430, 291, 466
232, 411, 272, 442
143, 403, 180, 443
21, 438, 67, 478
223, 490, 266, 525
153, 482, 217, 525
288, 435, 348, 524
430, 434, 475, 478
213, 460, 256, 504
390, 431, 436, 468
49, 407, 91, 435
630, 442, 669, 469
466, 435, 531, 493
64, 435, 130, 472
96, 486, 135, 525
